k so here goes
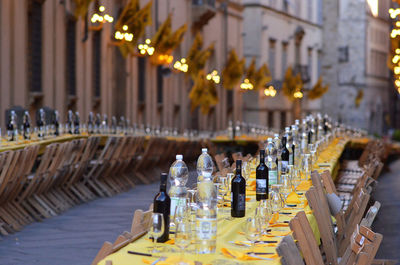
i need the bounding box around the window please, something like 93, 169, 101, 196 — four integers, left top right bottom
268, 111, 274, 128
283, 0, 289, 12
92, 30, 101, 98
308, 48, 313, 81
157, 66, 163, 104
317, 50, 322, 77
317, 0, 323, 24
295, 0, 301, 18
28, 0, 44, 93
138, 57, 146, 104
307, 0, 313, 22
281, 42, 288, 79
269, 40, 276, 79
370, 50, 388, 78
280, 111, 286, 129
66, 15, 76, 97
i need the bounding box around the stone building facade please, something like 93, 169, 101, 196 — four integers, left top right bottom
321, 0, 393, 134
0, 0, 244, 131
242, 0, 324, 130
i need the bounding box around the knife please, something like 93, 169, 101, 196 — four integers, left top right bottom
127, 251, 153, 257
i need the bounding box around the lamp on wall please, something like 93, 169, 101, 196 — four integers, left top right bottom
109, 25, 134, 46
89, 5, 114, 31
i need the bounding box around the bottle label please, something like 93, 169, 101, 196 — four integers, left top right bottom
281, 161, 288, 174
196, 217, 217, 240
238, 194, 245, 211
269, 170, 278, 185
256, 179, 267, 194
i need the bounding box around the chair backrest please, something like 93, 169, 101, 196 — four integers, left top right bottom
130, 205, 153, 235
289, 211, 324, 265
276, 235, 305, 265
360, 201, 381, 228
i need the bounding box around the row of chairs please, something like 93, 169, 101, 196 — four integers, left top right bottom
278, 140, 395, 265
0, 136, 209, 236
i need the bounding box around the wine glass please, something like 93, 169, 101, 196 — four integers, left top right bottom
255, 200, 271, 235
269, 185, 284, 214
175, 221, 192, 265
148, 213, 165, 253
244, 217, 261, 255
280, 174, 292, 203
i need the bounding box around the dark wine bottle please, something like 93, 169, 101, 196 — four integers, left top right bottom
281, 135, 290, 174
153, 173, 171, 243
256, 150, 268, 201
7, 111, 15, 141
88, 112, 94, 134
67, 110, 74, 134
231, 160, 246, 217
37, 109, 46, 139
54, 110, 60, 136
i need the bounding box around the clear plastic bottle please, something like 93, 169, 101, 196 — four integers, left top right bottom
265, 138, 278, 186
273, 134, 282, 183
168, 154, 189, 224
195, 201, 217, 254
227, 121, 234, 140
196, 148, 214, 183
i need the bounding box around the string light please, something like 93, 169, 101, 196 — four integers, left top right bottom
263, 86, 277, 97
389, 8, 400, 19
206, 70, 221, 84
157, 54, 174, 64
389, 8, 400, 93
240, 79, 254, 90
91, 5, 113, 24
173, 58, 188, 72
115, 25, 134, 42
138, 39, 155, 55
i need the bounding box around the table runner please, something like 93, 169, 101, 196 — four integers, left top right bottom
98, 137, 355, 265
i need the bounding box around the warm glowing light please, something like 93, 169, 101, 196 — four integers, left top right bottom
99, 5, 105, 12
395, 80, 400, 87
123, 25, 128, 31
145, 39, 151, 44
395, 67, 400, 75
240, 79, 254, 90
264, 86, 277, 97
206, 70, 220, 84
138, 40, 155, 56
389, 8, 400, 19
90, 6, 114, 26
173, 58, 188, 72
391, 29, 400, 39
293, 88, 303, 99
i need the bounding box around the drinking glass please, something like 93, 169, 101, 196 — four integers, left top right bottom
175, 221, 192, 265
301, 154, 311, 181
226, 173, 234, 191
280, 174, 292, 203
269, 185, 284, 214
244, 217, 261, 255
148, 213, 165, 253
242, 161, 249, 181
255, 200, 271, 235
219, 176, 229, 202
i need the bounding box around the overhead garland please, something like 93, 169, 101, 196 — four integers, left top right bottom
308, 76, 329, 100
189, 70, 219, 114
186, 33, 214, 79
150, 14, 187, 65
73, 0, 94, 19
115, 0, 152, 57
282, 66, 303, 100
222, 49, 245, 90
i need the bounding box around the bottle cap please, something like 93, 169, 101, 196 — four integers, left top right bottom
202, 148, 208, 153
160, 173, 168, 182
274, 133, 279, 138
267, 138, 272, 142
176, 154, 183, 160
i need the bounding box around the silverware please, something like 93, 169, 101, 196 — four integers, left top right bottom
151, 256, 167, 265
127, 251, 156, 257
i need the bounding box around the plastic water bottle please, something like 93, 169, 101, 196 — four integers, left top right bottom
196, 148, 214, 182
265, 138, 278, 186
168, 154, 188, 225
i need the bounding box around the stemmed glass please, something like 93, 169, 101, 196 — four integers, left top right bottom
269, 185, 285, 214
244, 217, 261, 255
148, 213, 165, 253
280, 173, 293, 206
175, 221, 192, 265
255, 200, 271, 235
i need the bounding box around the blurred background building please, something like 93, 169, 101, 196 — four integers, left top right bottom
0, 0, 397, 134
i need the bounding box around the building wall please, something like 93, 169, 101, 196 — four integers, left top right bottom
0, 0, 243, 132
321, 0, 391, 134
242, 0, 323, 131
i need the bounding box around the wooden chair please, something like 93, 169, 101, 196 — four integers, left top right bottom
276, 235, 305, 265
289, 211, 324, 265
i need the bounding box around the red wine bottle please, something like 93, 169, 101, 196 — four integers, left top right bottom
231, 160, 246, 217
281, 135, 290, 174
153, 173, 170, 242
256, 150, 268, 201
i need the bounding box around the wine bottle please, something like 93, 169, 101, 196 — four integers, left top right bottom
74, 112, 80, 134
231, 160, 246, 217
37, 109, 46, 139
281, 135, 290, 175
23, 111, 31, 140
256, 150, 268, 201
153, 173, 171, 243
7, 111, 16, 141
67, 110, 74, 134
54, 110, 60, 136
88, 112, 94, 134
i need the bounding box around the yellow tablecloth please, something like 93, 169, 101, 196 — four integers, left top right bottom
98, 137, 352, 265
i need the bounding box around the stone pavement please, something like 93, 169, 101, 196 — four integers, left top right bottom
372, 159, 400, 262
0, 182, 160, 265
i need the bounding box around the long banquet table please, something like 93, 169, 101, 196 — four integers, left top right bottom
97, 136, 357, 265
